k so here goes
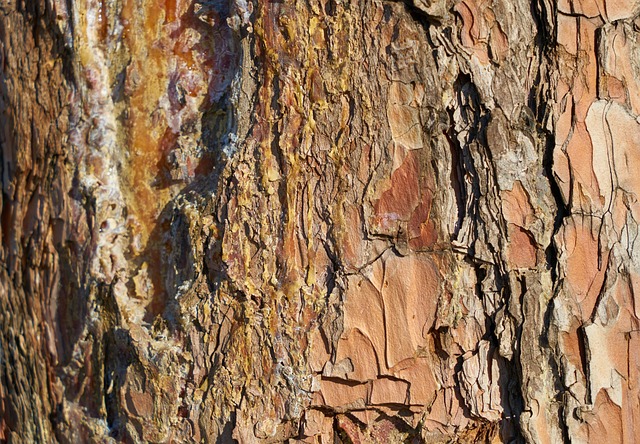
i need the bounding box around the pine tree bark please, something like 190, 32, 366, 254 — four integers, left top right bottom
1, 0, 639, 442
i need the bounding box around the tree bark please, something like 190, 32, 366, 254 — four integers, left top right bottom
1, 0, 639, 442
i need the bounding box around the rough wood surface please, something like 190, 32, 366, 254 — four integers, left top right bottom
1, 0, 640, 442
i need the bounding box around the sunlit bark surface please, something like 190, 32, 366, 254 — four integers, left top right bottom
2, 0, 640, 442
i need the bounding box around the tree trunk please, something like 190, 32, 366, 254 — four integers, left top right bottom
1, 0, 639, 442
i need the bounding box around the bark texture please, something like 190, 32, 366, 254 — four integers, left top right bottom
1, 0, 640, 442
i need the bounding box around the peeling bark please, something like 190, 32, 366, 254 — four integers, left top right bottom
2, 0, 640, 442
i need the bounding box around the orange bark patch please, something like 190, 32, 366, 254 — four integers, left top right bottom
408, 198, 438, 251
579, 390, 623, 442
374, 150, 420, 227
372, 148, 438, 250
454, 0, 509, 65
559, 322, 587, 376
562, 217, 608, 315
566, 122, 602, 210
315, 379, 368, 409
392, 357, 438, 406
335, 329, 380, 382
501, 181, 535, 228
370, 378, 409, 405
382, 253, 440, 369
507, 224, 537, 269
